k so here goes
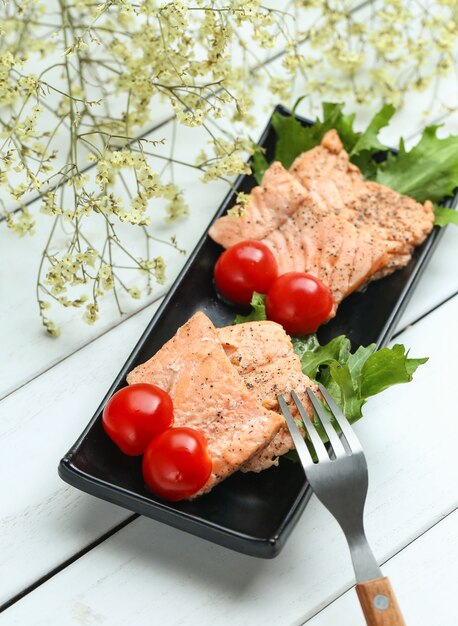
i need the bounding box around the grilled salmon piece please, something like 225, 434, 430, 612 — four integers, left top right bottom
290, 130, 434, 267
208, 161, 308, 248
217, 321, 317, 472
262, 197, 399, 313
127, 312, 283, 496
269, 131, 433, 303
348, 182, 434, 268
290, 129, 364, 221
209, 128, 434, 317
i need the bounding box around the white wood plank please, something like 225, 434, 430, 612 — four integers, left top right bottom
1, 292, 457, 623
2, 2, 458, 399
0, 301, 161, 607
303, 509, 458, 626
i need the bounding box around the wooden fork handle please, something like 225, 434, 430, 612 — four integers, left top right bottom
356, 577, 406, 625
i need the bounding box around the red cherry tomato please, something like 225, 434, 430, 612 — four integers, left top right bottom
213, 240, 278, 306
266, 272, 333, 335
142, 427, 212, 501
102, 383, 174, 456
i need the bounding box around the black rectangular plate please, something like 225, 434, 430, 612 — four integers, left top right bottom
59, 105, 457, 558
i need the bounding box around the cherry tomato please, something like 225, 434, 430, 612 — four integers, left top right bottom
266, 272, 333, 335
213, 240, 278, 306
142, 427, 212, 501
102, 383, 174, 456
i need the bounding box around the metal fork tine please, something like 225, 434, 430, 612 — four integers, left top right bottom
277, 396, 314, 468
306, 388, 347, 458
290, 391, 329, 462
317, 383, 362, 453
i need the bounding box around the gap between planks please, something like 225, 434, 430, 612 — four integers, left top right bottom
392, 287, 458, 341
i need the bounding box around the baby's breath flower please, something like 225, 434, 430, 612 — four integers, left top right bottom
83, 302, 99, 325
195, 149, 208, 166
128, 286, 141, 299
81, 248, 98, 267
165, 190, 189, 221
268, 77, 291, 101
40, 192, 62, 215
6, 207, 35, 236
139, 256, 166, 284
98, 263, 114, 290
228, 191, 251, 217
45, 320, 61, 337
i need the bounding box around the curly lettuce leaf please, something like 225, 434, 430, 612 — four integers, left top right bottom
349, 104, 395, 178
349, 104, 395, 157
292, 334, 351, 379
434, 205, 458, 227
271, 102, 393, 176
234, 293, 266, 324
294, 334, 427, 423
359, 344, 428, 397
375, 126, 458, 203
272, 102, 358, 169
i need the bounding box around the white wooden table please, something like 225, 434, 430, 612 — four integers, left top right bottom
1, 12, 458, 624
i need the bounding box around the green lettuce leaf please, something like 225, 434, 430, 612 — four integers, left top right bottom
327, 359, 365, 422
375, 126, 458, 203
291, 335, 427, 423
292, 334, 351, 379
234, 292, 266, 324
271, 102, 393, 176
349, 104, 395, 157
434, 205, 458, 227
360, 344, 428, 397
251, 147, 269, 184
350, 104, 395, 178
272, 102, 359, 169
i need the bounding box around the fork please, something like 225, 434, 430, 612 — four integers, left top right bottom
278, 384, 406, 626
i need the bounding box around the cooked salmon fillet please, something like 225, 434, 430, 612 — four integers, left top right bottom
127, 312, 284, 496
290, 130, 434, 276
217, 321, 317, 472
261, 194, 400, 311
347, 181, 434, 276
208, 161, 308, 248
290, 129, 365, 222
209, 130, 434, 313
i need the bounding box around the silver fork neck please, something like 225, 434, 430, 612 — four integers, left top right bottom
344, 523, 383, 583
